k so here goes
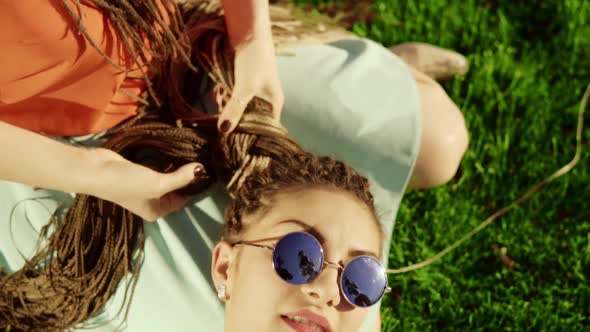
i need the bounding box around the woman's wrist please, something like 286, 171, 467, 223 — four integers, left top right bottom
78, 147, 145, 201
31, 144, 105, 197
0, 121, 102, 195
75, 147, 111, 197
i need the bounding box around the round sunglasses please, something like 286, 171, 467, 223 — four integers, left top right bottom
231, 231, 391, 307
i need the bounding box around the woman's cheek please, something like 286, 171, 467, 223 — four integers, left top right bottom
227, 250, 289, 330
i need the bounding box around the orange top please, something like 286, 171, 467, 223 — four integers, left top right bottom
0, 0, 155, 136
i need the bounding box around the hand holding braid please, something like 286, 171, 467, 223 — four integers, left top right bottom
217, 37, 284, 135
216, 0, 284, 135
88, 147, 204, 222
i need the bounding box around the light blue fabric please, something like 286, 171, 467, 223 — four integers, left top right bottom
0, 38, 421, 331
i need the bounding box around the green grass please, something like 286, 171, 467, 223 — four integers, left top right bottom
295, 1, 590, 330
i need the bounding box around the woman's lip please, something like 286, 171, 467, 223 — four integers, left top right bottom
283, 309, 332, 332
281, 315, 327, 332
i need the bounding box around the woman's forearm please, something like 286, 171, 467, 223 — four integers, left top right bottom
220, 0, 273, 48
0, 121, 100, 195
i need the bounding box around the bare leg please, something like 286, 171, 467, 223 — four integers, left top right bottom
392, 47, 470, 190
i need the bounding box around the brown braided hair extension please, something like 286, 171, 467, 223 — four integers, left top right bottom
0, 1, 381, 331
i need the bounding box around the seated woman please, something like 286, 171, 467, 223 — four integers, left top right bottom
0, 0, 468, 331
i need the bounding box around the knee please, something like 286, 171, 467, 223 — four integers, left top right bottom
429, 91, 469, 183
410, 75, 469, 189
437, 114, 469, 184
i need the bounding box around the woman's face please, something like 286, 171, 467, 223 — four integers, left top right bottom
212, 187, 382, 332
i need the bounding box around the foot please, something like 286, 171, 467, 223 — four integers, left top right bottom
390, 42, 469, 81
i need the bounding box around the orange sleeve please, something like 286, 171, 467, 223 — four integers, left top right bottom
0, 0, 86, 103
0, 0, 145, 136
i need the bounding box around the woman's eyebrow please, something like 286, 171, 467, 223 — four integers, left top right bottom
348, 249, 379, 260
276, 219, 379, 259
276, 219, 324, 241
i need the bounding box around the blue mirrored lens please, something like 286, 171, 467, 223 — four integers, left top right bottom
272, 232, 323, 284
341, 256, 387, 307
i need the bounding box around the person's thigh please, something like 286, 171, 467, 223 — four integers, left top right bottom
407, 66, 469, 189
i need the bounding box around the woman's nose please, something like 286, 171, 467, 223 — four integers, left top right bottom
300, 264, 341, 307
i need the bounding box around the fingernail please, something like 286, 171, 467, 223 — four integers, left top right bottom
220, 120, 231, 133
194, 164, 205, 178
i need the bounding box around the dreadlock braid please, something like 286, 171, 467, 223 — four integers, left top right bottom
0, 1, 381, 331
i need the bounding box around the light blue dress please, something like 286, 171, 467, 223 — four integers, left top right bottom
0, 38, 421, 331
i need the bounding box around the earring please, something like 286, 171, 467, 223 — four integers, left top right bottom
217, 284, 227, 302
